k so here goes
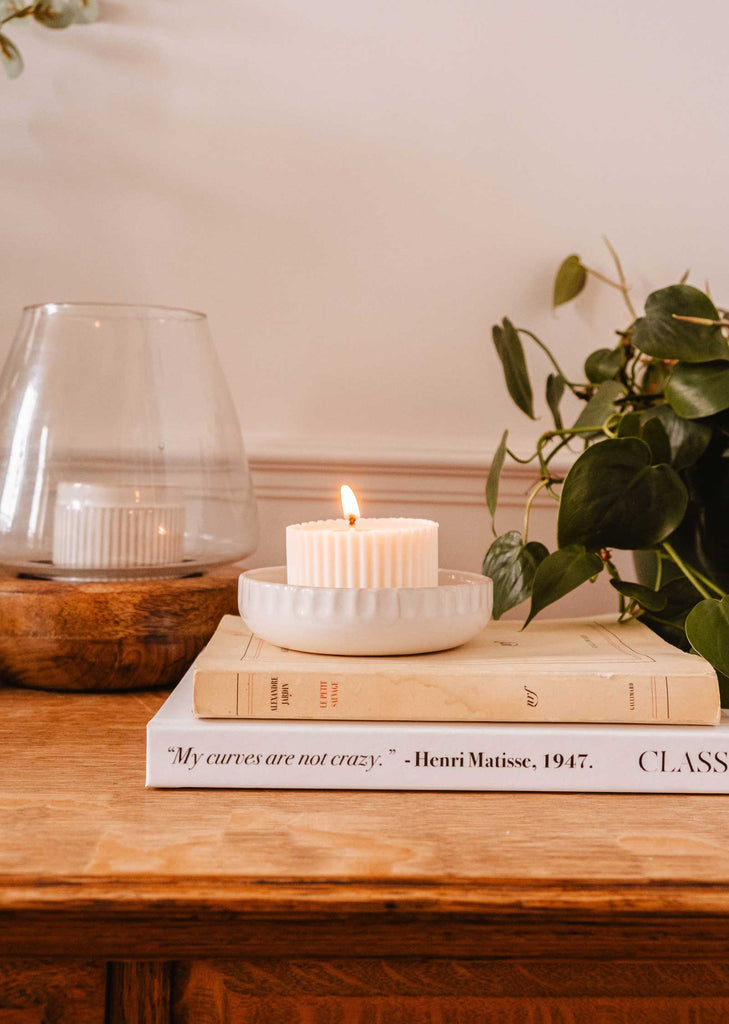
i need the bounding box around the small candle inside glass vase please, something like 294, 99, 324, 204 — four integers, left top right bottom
52, 482, 185, 574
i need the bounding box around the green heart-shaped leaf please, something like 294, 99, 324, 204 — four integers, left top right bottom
609, 579, 667, 612
572, 380, 626, 432
483, 530, 548, 619
545, 373, 565, 429
492, 318, 535, 419
617, 412, 642, 438
584, 347, 624, 384
618, 411, 671, 463
553, 254, 587, 308
685, 596, 729, 678
639, 405, 711, 471
557, 437, 688, 550
638, 575, 705, 651
665, 360, 729, 419
525, 545, 603, 626
640, 415, 671, 465
632, 285, 728, 362
485, 429, 508, 524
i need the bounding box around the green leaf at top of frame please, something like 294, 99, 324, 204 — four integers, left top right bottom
491, 318, 535, 420
665, 360, 729, 419
485, 429, 508, 524
571, 379, 626, 432
584, 346, 624, 384
482, 530, 548, 620
632, 284, 728, 363
545, 373, 565, 429
553, 254, 587, 309
686, 596, 729, 681
0, 32, 22, 77
525, 545, 603, 626
557, 437, 688, 551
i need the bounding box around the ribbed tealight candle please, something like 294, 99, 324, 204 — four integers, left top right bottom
286, 516, 439, 588
52, 482, 185, 571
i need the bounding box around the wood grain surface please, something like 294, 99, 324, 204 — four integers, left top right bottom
172, 958, 729, 1024
4, 684, 729, 965
0, 568, 239, 691
107, 962, 171, 1024
0, 961, 106, 1023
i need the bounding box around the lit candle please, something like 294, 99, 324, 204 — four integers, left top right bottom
286, 484, 438, 588
52, 482, 185, 570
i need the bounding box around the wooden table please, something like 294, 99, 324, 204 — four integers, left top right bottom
4, 685, 729, 1023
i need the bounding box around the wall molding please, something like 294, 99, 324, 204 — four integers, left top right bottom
246, 434, 558, 510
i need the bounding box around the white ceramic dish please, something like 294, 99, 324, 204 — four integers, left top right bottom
238, 566, 493, 656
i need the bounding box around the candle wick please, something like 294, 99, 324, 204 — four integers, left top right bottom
348, 514, 357, 527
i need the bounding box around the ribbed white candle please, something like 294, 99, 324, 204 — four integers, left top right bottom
286, 517, 438, 588
52, 483, 185, 570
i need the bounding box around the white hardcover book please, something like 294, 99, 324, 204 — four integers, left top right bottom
147, 669, 729, 793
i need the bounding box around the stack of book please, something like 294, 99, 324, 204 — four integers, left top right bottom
146, 614, 727, 793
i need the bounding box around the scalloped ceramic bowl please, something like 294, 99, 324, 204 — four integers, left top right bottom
238, 566, 493, 655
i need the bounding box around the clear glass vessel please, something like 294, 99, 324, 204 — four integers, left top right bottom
0, 303, 258, 580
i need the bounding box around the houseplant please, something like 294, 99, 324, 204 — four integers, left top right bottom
484, 240, 729, 703
0, 0, 97, 78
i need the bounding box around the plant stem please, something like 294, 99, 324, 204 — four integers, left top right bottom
662, 542, 713, 600
603, 235, 639, 320
682, 563, 725, 598
0, 3, 34, 25
536, 425, 603, 475
541, 436, 571, 466
505, 447, 539, 465
653, 551, 663, 593
582, 266, 624, 292
522, 477, 551, 544
515, 328, 588, 394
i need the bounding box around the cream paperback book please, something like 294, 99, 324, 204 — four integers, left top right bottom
191, 615, 720, 726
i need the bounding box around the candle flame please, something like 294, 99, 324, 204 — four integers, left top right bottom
340, 484, 360, 525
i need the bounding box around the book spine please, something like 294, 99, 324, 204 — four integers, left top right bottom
146, 718, 729, 792
192, 667, 720, 726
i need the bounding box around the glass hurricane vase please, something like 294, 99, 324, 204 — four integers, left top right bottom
0, 302, 258, 580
